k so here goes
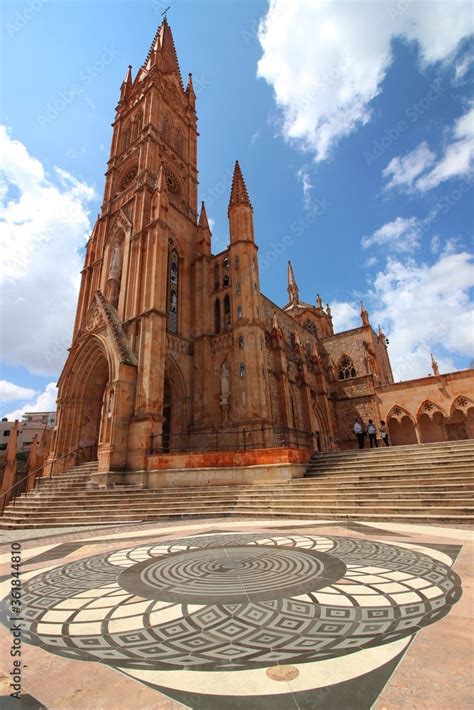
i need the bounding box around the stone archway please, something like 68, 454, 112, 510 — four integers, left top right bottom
387, 407, 417, 446
417, 400, 448, 443
52, 337, 113, 466
446, 396, 474, 440
162, 358, 186, 452
312, 403, 331, 452
418, 411, 447, 443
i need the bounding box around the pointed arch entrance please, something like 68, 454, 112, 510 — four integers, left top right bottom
161, 358, 186, 452
387, 406, 418, 446
52, 336, 113, 465
417, 401, 448, 443
312, 402, 331, 451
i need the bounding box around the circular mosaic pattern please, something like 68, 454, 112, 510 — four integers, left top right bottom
119, 545, 345, 603
14, 533, 462, 672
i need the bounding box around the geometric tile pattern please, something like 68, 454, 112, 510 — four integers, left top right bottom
8, 534, 462, 672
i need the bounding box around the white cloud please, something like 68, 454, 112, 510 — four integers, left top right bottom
297, 166, 313, 209
0, 380, 37, 404
455, 51, 474, 80
370, 251, 474, 380
257, 0, 473, 161
362, 216, 422, 253
383, 106, 474, 193
251, 129, 262, 145
330, 301, 360, 332
0, 126, 95, 375
383, 142, 436, 190
416, 105, 474, 191
3, 382, 58, 421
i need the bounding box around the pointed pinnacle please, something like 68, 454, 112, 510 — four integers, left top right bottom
186, 72, 195, 94
288, 260, 297, 287
228, 160, 252, 213
198, 201, 211, 231
157, 164, 168, 193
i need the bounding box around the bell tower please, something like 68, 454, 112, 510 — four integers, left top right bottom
50, 19, 201, 474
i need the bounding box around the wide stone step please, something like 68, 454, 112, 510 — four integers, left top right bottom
1, 510, 474, 529
10, 498, 473, 516
20, 480, 474, 503
14, 487, 474, 506
309, 457, 474, 469
310, 441, 474, 457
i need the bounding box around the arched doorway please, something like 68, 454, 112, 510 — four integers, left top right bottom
312, 404, 331, 451
387, 407, 417, 446
53, 337, 112, 464
161, 359, 186, 452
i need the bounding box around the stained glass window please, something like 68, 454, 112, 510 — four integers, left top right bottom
167, 244, 179, 333
339, 355, 357, 380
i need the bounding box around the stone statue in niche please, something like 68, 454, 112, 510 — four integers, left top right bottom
363, 340, 380, 380
108, 388, 115, 417
220, 362, 230, 421
106, 239, 123, 308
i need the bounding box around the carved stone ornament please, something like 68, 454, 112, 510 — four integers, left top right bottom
84, 303, 104, 334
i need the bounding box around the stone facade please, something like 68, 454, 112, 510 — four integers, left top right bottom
46, 20, 474, 473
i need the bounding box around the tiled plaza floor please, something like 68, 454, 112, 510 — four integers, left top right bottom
0, 518, 472, 709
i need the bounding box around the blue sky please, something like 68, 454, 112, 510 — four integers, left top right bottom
1, 0, 473, 418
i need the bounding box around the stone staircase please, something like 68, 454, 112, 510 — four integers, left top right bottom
1, 440, 473, 528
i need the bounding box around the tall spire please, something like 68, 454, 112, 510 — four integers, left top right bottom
228, 161, 252, 215
143, 18, 183, 86
360, 301, 370, 327
287, 260, 299, 305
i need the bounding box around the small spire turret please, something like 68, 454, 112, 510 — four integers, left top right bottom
431, 353, 440, 376
360, 301, 370, 327
287, 261, 299, 305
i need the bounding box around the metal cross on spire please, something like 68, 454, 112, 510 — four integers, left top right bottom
161, 5, 171, 19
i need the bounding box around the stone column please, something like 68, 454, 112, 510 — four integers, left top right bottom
1, 420, 19, 508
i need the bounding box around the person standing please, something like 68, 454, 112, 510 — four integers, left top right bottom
354, 420, 365, 449
367, 419, 378, 448
380, 420, 389, 446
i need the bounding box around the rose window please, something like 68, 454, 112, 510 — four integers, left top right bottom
120, 165, 138, 191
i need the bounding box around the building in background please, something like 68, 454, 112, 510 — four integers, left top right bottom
46, 20, 474, 476
1, 412, 56, 454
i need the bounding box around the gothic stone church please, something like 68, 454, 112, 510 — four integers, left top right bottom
47, 20, 474, 477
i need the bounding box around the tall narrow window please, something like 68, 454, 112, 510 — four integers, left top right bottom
167, 243, 179, 333
290, 396, 296, 428
224, 294, 231, 331
214, 299, 221, 334
214, 264, 220, 290
175, 127, 185, 157
237, 305, 242, 319
162, 113, 173, 144
122, 121, 131, 150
